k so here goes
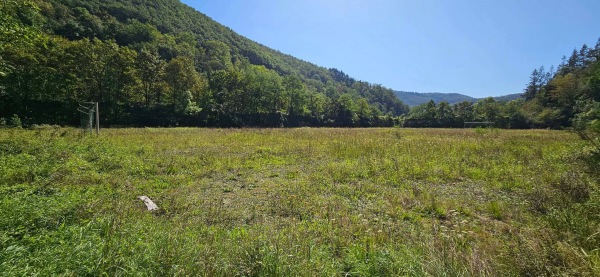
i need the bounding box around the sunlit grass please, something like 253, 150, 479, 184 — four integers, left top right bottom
0, 127, 597, 276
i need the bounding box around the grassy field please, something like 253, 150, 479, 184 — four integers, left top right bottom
1, 127, 598, 276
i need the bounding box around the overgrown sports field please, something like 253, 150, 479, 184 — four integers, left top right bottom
1, 128, 598, 276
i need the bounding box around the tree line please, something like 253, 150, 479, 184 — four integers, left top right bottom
404, 98, 528, 128
404, 39, 600, 131
0, 0, 407, 128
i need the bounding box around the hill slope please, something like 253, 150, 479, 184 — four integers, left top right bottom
41, 0, 325, 81
0, 0, 408, 127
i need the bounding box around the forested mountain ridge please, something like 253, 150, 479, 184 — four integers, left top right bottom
394, 91, 522, 107
493, 93, 523, 102
0, 0, 408, 127
394, 91, 476, 106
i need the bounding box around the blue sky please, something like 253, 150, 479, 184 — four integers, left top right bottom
181, 0, 600, 98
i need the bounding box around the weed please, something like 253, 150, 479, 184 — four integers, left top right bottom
0, 128, 595, 276
486, 201, 505, 220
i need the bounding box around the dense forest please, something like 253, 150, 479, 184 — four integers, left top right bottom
0, 0, 408, 127
0, 0, 598, 133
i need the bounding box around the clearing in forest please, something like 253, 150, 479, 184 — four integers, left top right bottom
0, 128, 596, 276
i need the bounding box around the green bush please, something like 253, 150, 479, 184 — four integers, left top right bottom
8, 114, 22, 128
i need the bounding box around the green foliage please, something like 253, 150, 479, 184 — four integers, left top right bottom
573, 100, 600, 173
574, 101, 600, 136
402, 36, 599, 130
522, 39, 600, 129
200, 40, 232, 72
0, 0, 408, 127
163, 56, 204, 113
524, 66, 553, 100
405, 98, 527, 128
8, 114, 22, 128
486, 201, 505, 220
0, 0, 44, 76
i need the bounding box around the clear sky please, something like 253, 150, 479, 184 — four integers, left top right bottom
181, 0, 600, 98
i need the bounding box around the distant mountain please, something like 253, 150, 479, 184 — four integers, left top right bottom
394, 91, 523, 106
394, 91, 476, 106
492, 93, 523, 102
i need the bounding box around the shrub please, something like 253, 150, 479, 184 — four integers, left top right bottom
8, 114, 22, 128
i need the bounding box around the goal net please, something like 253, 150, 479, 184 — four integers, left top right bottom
78, 102, 98, 133
463, 122, 494, 128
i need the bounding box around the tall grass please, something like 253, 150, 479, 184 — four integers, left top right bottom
0, 127, 597, 275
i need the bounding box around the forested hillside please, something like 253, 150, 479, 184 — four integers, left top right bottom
403, 40, 600, 129
522, 44, 600, 129
0, 0, 408, 127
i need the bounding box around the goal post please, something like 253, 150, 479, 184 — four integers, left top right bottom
78, 102, 99, 134
95, 102, 99, 135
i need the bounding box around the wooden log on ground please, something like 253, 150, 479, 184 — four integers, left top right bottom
138, 196, 159, 211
